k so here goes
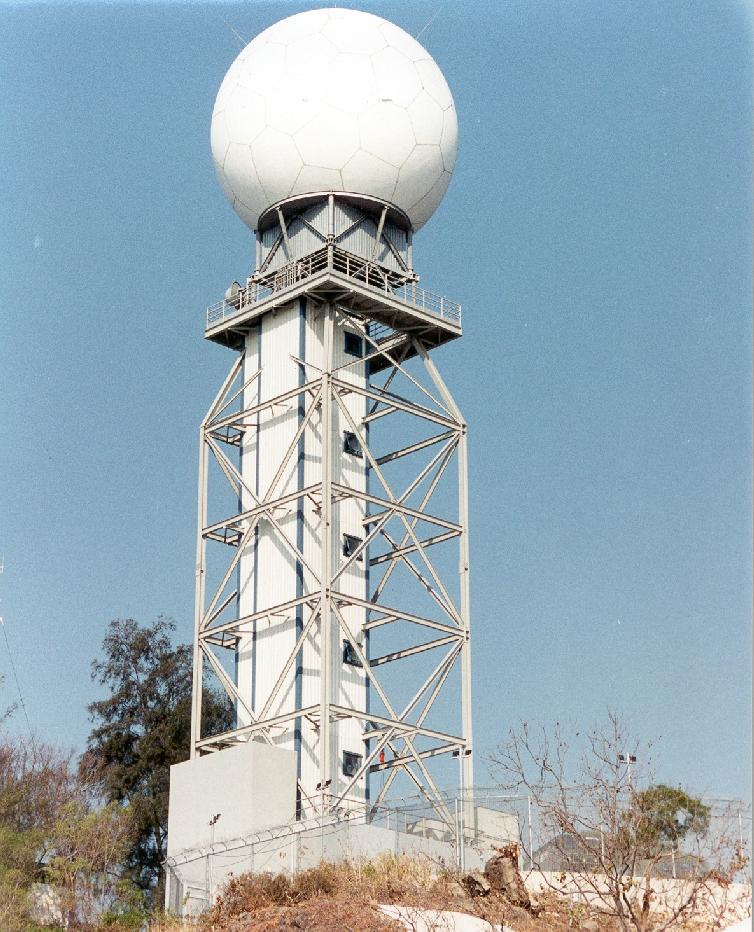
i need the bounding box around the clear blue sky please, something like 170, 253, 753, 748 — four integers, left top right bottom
0, 1, 751, 801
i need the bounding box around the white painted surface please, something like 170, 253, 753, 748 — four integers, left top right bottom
168, 819, 500, 915
474, 807, 519, 845
211, 8, 457, 231
237, 299, 368, 810
380, 905, 512, 932
167, 741, 296, 856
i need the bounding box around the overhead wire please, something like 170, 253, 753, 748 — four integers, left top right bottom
0, 562, 35, 746
223, 19, 247, 48
415, 7, 442, 42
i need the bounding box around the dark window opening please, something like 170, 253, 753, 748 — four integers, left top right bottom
342, 750, 363, 778
342, 639, 362, 667
342, 533, 363, 561
344, 331, 364, 358
343, 430, 362, 457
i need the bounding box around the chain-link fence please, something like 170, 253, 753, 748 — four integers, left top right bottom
385, 788, 751, 877
165, 788, 751, 917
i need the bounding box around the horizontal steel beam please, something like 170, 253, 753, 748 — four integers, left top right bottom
331, 377, 460, 430
375, 430, 456, 466
201, 593, 319, 638
206, 378, 322, 433
333, 484, 460, 533
368, 743, 457, 773
369, 634, 460, 667
330, 704, 465, 747
368, 530, 459, 565
336, 593, 461, 633
203, 483, 320, 536
195, 705, 318, 750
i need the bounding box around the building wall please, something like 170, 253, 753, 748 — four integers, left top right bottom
167, 741, 296, 858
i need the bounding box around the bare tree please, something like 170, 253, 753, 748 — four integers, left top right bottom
489, 712, 748, 932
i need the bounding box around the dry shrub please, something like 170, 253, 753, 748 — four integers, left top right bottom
199, 855, 623, 931
205, 862, 340, 921
217, 898, 400, 931
202, 855, 440, 929
336, 852, 436, 902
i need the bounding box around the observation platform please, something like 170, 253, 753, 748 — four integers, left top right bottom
204, 245, 462, 370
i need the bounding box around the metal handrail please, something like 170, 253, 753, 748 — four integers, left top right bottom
206, 246, 462, 331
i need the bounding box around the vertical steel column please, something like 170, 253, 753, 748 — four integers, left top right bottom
414, 340, 474, 791
319, 304, 335, 806
190, 425, 208, 758
457, 424, 474, 793
327, 194, 334, 270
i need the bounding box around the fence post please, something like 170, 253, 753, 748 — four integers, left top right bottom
459, 795, 466, 872
738, 808, 744, 852
454, 797, 461, 870
527, 795, 534, 870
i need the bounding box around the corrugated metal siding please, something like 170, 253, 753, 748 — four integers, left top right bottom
238, 303, 302, 751
305, 200, 329, 232
333, 201, 362, 237
237, 327, 261, 724
261, 199, 410, 278
287, 215, 325, 262
237, 299, 369, 809
262, 202, 330, 273
384, 221, 408, 261
331, 311, 369, 805
300, 302, 324, 802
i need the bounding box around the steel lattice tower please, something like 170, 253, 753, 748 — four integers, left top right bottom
189, 8, 473, 828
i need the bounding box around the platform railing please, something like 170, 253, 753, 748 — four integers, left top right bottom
206, 246, 462, 330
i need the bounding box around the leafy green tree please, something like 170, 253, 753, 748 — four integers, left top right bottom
631, 783, 711, 855
0, 735, 134, 930
82, 617, 233, 899
0, 741, 77, 883
45, 798, 134, 927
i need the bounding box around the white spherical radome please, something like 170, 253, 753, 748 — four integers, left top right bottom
211, 8, 458, 232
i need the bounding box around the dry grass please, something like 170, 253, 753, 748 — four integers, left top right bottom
182, 853, 619, 931
105, 855, 748, 931
149, 854, 742, 931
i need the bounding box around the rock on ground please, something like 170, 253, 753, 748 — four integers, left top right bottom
379, 905, 514, 932
483, 845, 533, 910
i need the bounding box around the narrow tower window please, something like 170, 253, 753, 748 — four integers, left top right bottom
343, 430, 362, 457
342, 533, 363, 561
342, 639, 362, 667
344, 331, 363, 358
342, 750, 363, 778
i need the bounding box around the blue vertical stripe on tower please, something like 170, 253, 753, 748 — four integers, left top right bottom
294, 297, 306, 816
